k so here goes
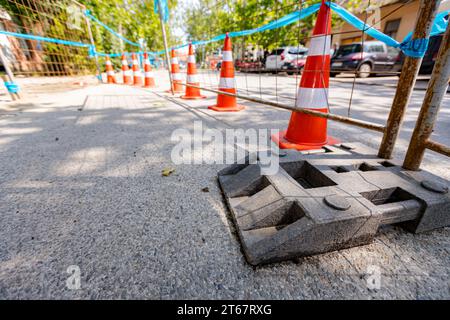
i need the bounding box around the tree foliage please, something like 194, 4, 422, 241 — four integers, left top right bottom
183, 0, 363, 55
78, 0, 179, 54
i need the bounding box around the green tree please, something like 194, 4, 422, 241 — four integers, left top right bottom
79, 0, 180, 54
183, 0, 364, 58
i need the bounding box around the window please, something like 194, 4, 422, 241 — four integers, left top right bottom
335, 44, 362, 58
384, 19, 401, 40
368, 45, 384, 53
387, 46, 400, 56
270, 49, 284, 56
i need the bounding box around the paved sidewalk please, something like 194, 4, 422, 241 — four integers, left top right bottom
0, 76, 448, 299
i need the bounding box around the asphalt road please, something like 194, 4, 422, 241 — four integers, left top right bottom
0, 71, 448, 299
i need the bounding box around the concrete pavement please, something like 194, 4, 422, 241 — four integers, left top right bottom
0, 71, 448, 299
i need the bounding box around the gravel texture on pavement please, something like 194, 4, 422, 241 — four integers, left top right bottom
0, 71, 448, 299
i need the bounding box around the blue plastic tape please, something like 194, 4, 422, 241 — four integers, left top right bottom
0, 30, 92, 48
1, 3, 448, 59
327, 2, 449, 58
4, 81, 19, 94
154, 0, 169, 22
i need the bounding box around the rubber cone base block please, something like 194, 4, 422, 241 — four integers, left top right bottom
272, 130, 340, 151
208, 104, 245, 112
181, 95, 206, 100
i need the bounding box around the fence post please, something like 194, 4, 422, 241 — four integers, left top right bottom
82, 6, 101, 82
402, 22, 450, 170
0, 44, 20, 101
377, 0, 441, 159
156, 0, 174, 95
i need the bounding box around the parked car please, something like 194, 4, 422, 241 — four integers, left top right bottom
281, 50, 308, 75
235, 60, 264, 72
393, 34, 443, 75
265, 46, 308, 73
330, 41, 400, 78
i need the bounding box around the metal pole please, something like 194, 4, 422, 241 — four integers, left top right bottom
176, 82, 386, 133
403, 22, 450, 170
156, 0, 174, 95
0, 44, 20, 100
82, 6, 102, 82
378, 0, 441, 159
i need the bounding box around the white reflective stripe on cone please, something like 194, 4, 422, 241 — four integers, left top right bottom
107, 71, 115, 76
145, 72, 154, 78
188, 55, 195, 63
187, 75, 199, 83
133, 59, 138, 65
172, 73, 182, 81
145, 60, 151, 65
222, 51, 233, 62
296, 87, 329, 109
122, 60, 128, 65
219, 77, 235, 89
106, 60, 112, 65
171, 58, 178, 64
134, 71, 142, 77
308, 35, 331, 56
124, 70, 132, 76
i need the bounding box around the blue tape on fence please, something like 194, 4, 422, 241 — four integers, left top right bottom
327, 2, 449, 58
1, 3, 448, 60
154, 0, 169, 22
403, 11, 450, 43
189, 3, 321, 48
0, 30, 92, 49
4, 81, 19, 94
84, 10, 141, 48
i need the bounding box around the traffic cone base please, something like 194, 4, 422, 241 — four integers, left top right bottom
208, 87, 245, 112
166, 81, 184, 93
272, 130, 339, 151
181, 94, 206, 100
208, 104, 245, 112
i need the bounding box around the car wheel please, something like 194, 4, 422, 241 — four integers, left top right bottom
330, 72, 338, 77
271, 71, 277, 74
358, 63, 371, 78
287, 72, 294, 75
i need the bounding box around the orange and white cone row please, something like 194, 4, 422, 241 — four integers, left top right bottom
144, 53, 156, 88
208, 34, 244, 112
167, 49, 184, 93
121, 54, 132, 85
271, 0, 338, 150
181, 44, 205, 99
105, 56, 116, 84
132, 53, 143, 86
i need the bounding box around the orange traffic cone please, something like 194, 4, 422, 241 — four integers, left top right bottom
166, 49, 184, 93
272, 0, 339, 150
121, 54, 132, 85
132, 53, 142, 86
105, 56, 116, 84
181, 44, 205, 99
144, 53, 156, 88
208, 34, 244, 112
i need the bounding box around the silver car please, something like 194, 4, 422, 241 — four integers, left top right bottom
265, 46, 308, 73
